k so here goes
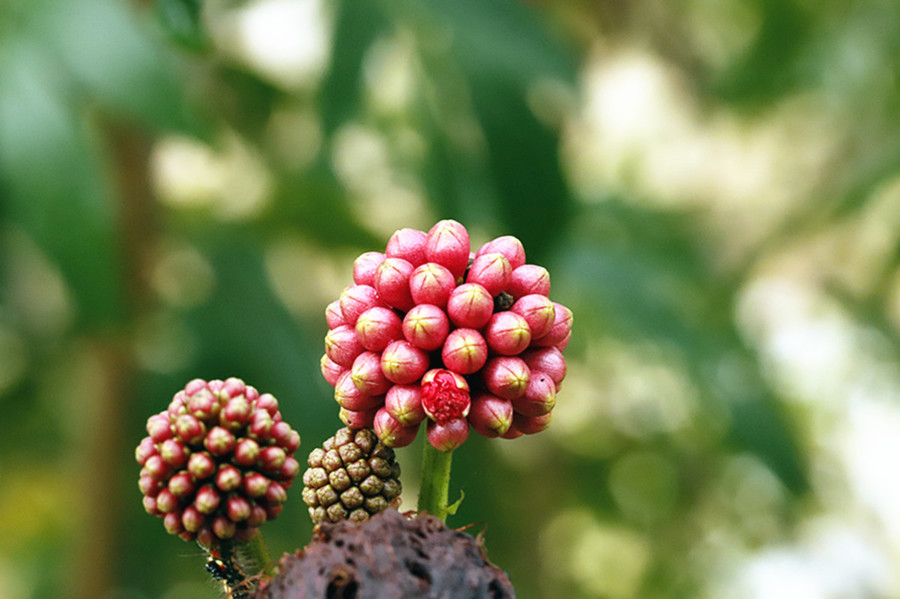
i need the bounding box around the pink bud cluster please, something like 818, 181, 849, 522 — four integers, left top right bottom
136, 378, 301, 547
321, 220, 573, 452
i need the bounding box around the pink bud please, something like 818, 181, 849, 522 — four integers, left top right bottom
257, 392, 279, 416
446, 283, 493, 329
426, 418, 469, 452
353, 251, 386, 286
421, 369, 471, 423
139, 474, 161, 496
159, 438, 188, 468
280, 456, 301, 483
334, 370, 384, 411
227, 496, 251, 522
373, 257, 415, 311
223, 377, 246, 397
324, 324, 364, 368
181, 505, 205, 532
243, 472, 269, 498
355, 306, 403, 352
380, 340, 429, 384
184, 378, 208, 395
522, 347, 567, 386
350, 351, 392, 396
233, 438, 260, 466
187, 388, 219, 421
340, 284, 384, 326
531, 302, 572, 347
204, 426, 235, 456
220, 395, 251, 429
500, 423, 523, 439
166, 471, 193, 498
188, 452, 216, 479
283, 429, 301, 453
555, 331, 571, 351
156, 488, 179, 514
511, 371, 556, 416
248, 409, 274, 440
508, 264, 550, 298
175, 414, 206, 445
271, 420, 293, 446
247, 504, 268, 526
441, 328, 488, 375
425, 220, 470, 279
194, 485, 220, 514
216, 464, 243, 492
339, 407, 378, 429
466, 253, 512, 297
386, 228, 428, 267
476, 235, 526, 270
266, 481, 288, 505
468, 392, 514, 438
320, 354, 347, 387
513, 411, 552, 434
164, 512, 184, 535
213, 515, 236, 539
402, 304, 450, 351
484, 311, 532, 356
142, 495, 158, 515
326, 299, 346, 329
135, 436, 157, 466
384, 384, 427, 426
147, 413, 172, 442
196, 526, 215, 548
259, 446, 287, 474
511, 294, 556, 339
144, 454, 170, 480
374, 408, 419, 448
409, 262, 456, 308
482, 356, 530, 400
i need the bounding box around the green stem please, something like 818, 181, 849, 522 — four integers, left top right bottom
245, 530, 275, 577
417, 441, 454, 522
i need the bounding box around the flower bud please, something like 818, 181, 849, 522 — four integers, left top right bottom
213, 515, 236, 540
135, 436, 157, 466
188, 451, 216, 479
374, 408, 419, 448
446, 283, 493, 329
511, 294, 556, 340
482, 356, 530, 400
194, 485, 220, 514
339, 407, 378, 430
248, 408, 274, 440
164, 512, 184, 535
384, 384, 426, 426
147, 413, 172, 442
426, 418, 469, 452
320, 354, 347, 387
243, 472, 269, 498
355, 306, 402, 352
512, 411, 552, 434
353, 251, 386, 286
325, 324, 365, 368
421, 369, 471, 423
175, 414, 205, 445
156, 488, 179, 514
259, 446, 287, 474
380, 340, 429, 384
468, 392, 514, 438
484, 311, 532, 356
425, 219, 470, 279
340, 284, 384, 327
216, 464, 243, 492
168, 471, 195, 498
182, 505, 205, 532
531, 302, 572, 347
205, 426, 236, 456
227, 496, 251, 522
522, 347, 567, 386
511, 371, 557, 417
220, 395, 252, 429
385, 228, 428, 267
441, 328, 488, 375
334, 370, 384, 411
144, 454, 170, 480
402, 304, 450, 351
159, 438, 188, 468
476, 235, 526, 270
508, 264, 550, 299
233, 438, 260, 466
466, 252, 512, 297
350, 351, 392, 396
326, 299, 346, 329
409, 263, 456, 308
373, 257, 415, 311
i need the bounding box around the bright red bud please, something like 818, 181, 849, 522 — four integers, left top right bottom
340, 284, 384, 326
409, 262, 456, 308
468, 392, 514, 438
421, 369, 471, 423
511, 294, 556, 339
441, 328, 488, 375
187, 452, 216, 479
385, 228, 428, 267
483, 356, 530, 400
531, 302, 572, 347
194, 485, 220, 514
484, 311, 532, 356
355, 306, 403, 352
466, 252, 512, 297
380, 340, 429, 384
402, 304, 450, 351
325, 324, 365, 368
338, 407, 378, 430
508, 264, 550, 299
476, 235, 526, 270
233, 437, 260, 466
353, 251, 386, 286
425, 219, 470, 279
147, 413, 172, 442
334, 370, 384, 411
204, 426, 236, 456
384, 384, 426, 426
446, 283, 493, 329
350, 351, 392, 396
374, 408, 419, 448
373, 257, 415, 311
511, 370, 557, 417
426, 418, 469, 452
522, 347, 567, 386
320, 354, 347, 386
513, 411, 552, 434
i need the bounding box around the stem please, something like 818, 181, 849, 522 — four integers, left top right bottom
417, 441, 454, 522
245, 530, 275, 577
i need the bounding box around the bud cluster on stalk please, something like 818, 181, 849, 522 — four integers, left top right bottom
301, 427, 402, 524
136, 378, 301, 547
321, 220, 573, 452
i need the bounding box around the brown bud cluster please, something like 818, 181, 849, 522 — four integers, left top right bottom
136, 378, 301, 547
301, 427, 402, 524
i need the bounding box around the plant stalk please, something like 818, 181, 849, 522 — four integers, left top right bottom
417, 441, 454, 522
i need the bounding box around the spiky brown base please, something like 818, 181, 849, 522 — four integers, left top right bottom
255, 509, 515, 599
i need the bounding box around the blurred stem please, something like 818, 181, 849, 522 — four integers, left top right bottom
418, 442, 454, 522
246, 530, 275, 578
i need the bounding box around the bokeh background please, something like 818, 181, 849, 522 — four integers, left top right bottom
3, 0, 900, 598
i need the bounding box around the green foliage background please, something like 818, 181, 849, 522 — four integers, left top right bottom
2, 0, 900, 598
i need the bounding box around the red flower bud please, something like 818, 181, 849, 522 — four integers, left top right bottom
353, 251, 386, 286
511, 371, 557, 417
227, 496, 251, 522
247, 504, 268, 527
466, 252, 512, 297
373, 408, 419, 448
205, 426, 236, 456
181, 505, 205, 531
213, 515, 236, 539
220, 395, 251, 429
421, 369, 471, 423
355, 306, 403, 352
248, 409, 274, 441
350, 351, 392, 396
147, 413, 172, 442
531, 302, 572, 347
441, 328, 488, 375
174, 414, 205, 445
280, 456, 301, 483
156, 488, 179, 514
320, 354, 347, 387
188, 451, 216, 479
195, 485, 221, 514
380, 340, 429, 384
135, 436, 157, 466
144, 454, 170, 480
373, 257, 415, 311
168, 471, 195, 498
402, 304, 450, 351
483, 356, 530, 400
340, 284, 384, 326
338, 407, 378, 430
484, 311, 532, 356
511, 294, 556, 340
385, 228, 428, 267
334, 370, 384, 411
384, 384, 426, 426
522, 347, 567, 386
259, 446, 287, 474
188, 388, 219, 421
164, 512, 184, 535
468, 392, 514, 438
512, 411, 552, 434
139, 474, 162, 496
244, 472, 269, 498
508, 264, 550, 299
425, 219, 470, 279
233, 437, 260, 466
476, 235, 526, 270
426, 418, 469, 452
409, 262, 456, 308
256, 393, 279, 416
446, 283, 493, 329
266, 481, 288, 505
159, 439, 187, 468
326, 299, 346, 329
325, 324, 365, 368
216, 464, 243, 492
